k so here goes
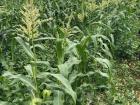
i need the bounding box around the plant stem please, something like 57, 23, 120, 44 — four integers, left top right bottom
31, 38, 39, 97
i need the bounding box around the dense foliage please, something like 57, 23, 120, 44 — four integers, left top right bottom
0, 0, 140, 105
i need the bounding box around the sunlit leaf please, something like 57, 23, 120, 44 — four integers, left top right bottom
38, 72, 77, 104
58, 56, 81, 78
95, 58, 111, 69
3, 71, 36, 91
53, 90, 64, 105
15, 37, 34, 59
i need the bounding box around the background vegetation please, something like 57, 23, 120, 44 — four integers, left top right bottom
0, 0, 140, 105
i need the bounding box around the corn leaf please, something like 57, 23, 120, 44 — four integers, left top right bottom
15, 37, 34, 59
58, 56, 81, 78
53, 90, 64, 105
38, 72, 77, 104
3, 71, 36, 91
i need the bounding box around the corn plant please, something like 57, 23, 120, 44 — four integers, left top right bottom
1, 0, 113, 104
1, 0, 140, 105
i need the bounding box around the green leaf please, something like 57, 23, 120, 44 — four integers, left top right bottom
95, 58, 111, 69
53, 90, 64, 105
0, 101, 9, 105
110, 34, 114, 46
65, 38, 77, 54
98, 71, 109, 78
24, 64, 33, 76
30, 44, 45, 50
58, 56, 81, 78
15, 37, 34, 59
80, 36, 91, 49
0, 57, 10, 71
38, 72, 77, 104
34, 37, 56, 41
3, 71, 36, 91
101, 43, 112, 58
56, 39, 65, 64
76, 36, 91, 59
71, 26, 84, 34
91, 34, 110, 43
31, 61, 50, 66
70, 71, 95, 84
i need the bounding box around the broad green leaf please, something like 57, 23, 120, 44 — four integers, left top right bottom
102, 46, 112, 59
34, 37, 56, 41
56, 39, 65, 64
65, 38, 77, 54
30, 44, 45, 50
92, 21, 113, 32
58, 57, 81, 78
101, 42, 112, 58
71, 26, 83, 34
95, 58, 111, 69
110, 34, 114, 46
15, 37, 34, 59
75, 36, 91, 60
0, 57, 10, 71
98, 71, 109, 78
81, 36, 91, 49
91, 34, 110, 43
30, 61, 56, 71
3, 71, 36, 91
53, 90, 64, 105
70, 71, 95, 84
31, 61, 50, 66
24, 64, 33, 76
38, 72, 77, 104
0, 101, 10, 105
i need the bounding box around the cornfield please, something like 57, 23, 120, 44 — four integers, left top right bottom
0, 0, 140, 105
